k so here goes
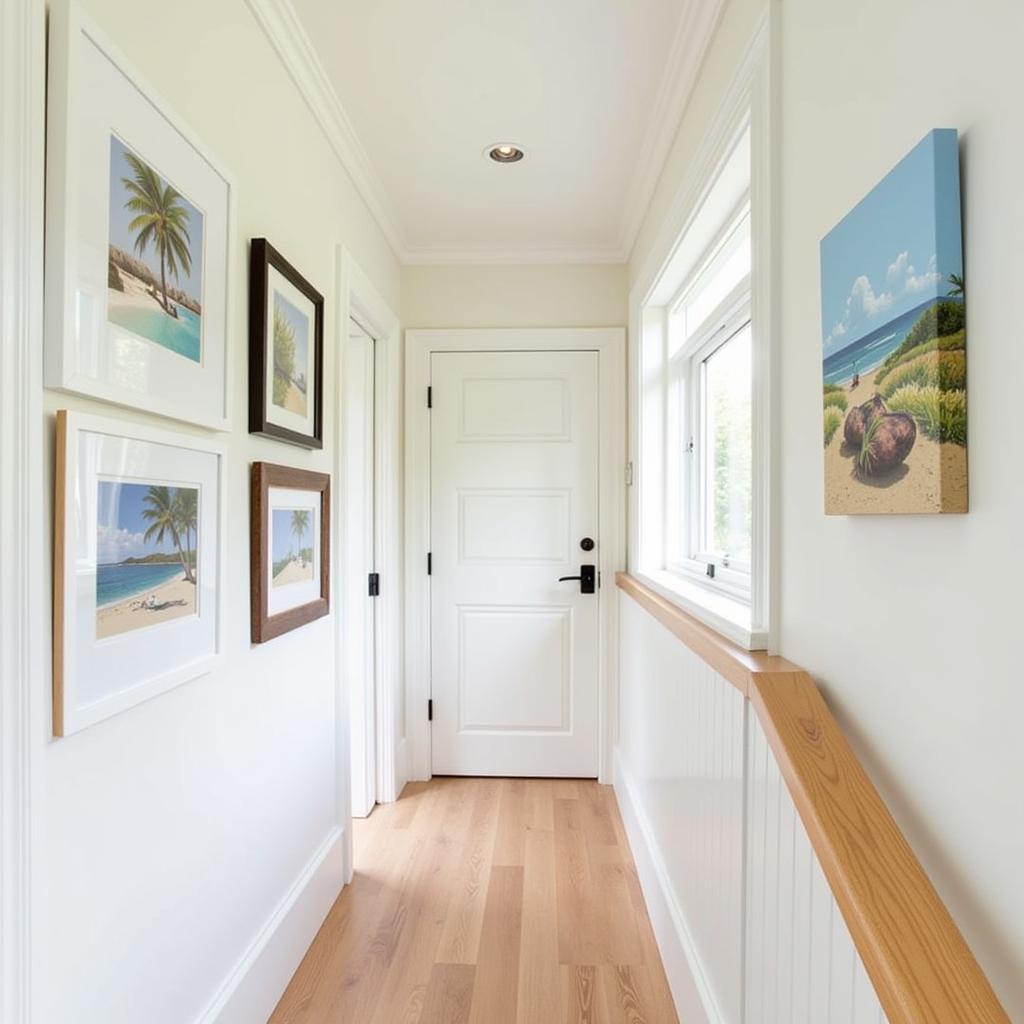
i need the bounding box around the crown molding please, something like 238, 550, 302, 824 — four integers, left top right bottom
400, 244, 630, 267
617, 0, 728, 261
245, 0, 407, 259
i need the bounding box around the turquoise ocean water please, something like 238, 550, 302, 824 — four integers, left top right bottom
96, 562, 184, 608
108, 301, 202, 363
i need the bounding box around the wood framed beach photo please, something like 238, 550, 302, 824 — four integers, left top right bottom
820, 129, 967, 514
44, 0, 235, 431
250, 463, 331, 643
53, 411, 225, 737
248, 239, 325, 449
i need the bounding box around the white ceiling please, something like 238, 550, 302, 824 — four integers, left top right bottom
276, 0, 723, 262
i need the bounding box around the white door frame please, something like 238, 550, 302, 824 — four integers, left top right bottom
1, 0, 45, 1018
404, 328, 626, 784
335, 249, 402, 862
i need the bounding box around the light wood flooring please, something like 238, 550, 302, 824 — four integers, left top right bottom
270, 777, 679, 1023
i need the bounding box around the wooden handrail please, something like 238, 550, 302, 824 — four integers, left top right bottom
616, 572, 1010, 1024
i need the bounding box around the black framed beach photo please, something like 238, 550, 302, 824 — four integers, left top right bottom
53, 411, 225, 737
248, 238, 325, 449
44, 0, 234, 430
820, 129, 967, 515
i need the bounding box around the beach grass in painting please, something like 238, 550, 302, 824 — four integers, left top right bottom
271, 507, 315, 588
96, 481, 199, 639
272, 290, 311, 417
820, 129, 967, 514
107, 135, 204, 363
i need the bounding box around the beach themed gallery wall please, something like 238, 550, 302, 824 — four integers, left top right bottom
53, 412, 225, 736
249, 239, 325, 449
250, 463, 331, 643
44, 0, 234, 431
820, 129, 967, 515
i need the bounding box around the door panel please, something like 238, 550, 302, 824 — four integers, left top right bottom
430, 350, 599, 777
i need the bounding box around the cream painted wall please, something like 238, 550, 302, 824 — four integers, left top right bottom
778, 0, 1023, 1014
39, 0, 399, 1021
402, 263, 627, 328
627, 0, 1024, 1015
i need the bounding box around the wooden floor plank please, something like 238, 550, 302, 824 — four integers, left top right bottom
270, 779, 675, 1024
467, 865, 525, 1024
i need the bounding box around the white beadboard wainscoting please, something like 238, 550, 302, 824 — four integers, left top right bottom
615, 589, 888, 1024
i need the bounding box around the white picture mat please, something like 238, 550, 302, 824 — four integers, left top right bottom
45, 2, 233, 430
267, 486, 322, 616
59, 412, 224, 735
264, 264, 317, 438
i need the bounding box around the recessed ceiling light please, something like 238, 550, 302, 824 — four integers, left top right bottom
486, 143, 525, 164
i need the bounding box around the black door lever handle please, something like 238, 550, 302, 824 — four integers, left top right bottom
558, 564, 596, 594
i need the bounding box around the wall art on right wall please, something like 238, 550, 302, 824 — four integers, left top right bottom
820, 128, 967, 514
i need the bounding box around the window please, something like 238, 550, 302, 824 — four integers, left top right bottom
635, 125, 765, 637
666, 207, 752, 597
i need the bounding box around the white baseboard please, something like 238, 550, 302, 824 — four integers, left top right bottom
194, 825, 346, 1024
613, 750, 722, 1024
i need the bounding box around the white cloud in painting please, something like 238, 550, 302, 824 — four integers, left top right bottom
905, 253, 941, 293
97, 523, 147, 565
846, 275, 893, 318
887, 251, 911, 286
886, 250, 940, 295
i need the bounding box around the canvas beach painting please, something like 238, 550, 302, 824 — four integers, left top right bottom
271, 507, 316, 588
249, 238, 324, 448
107, 135, 205, 363
820, 129, 967, 514
96, 481, 199, 639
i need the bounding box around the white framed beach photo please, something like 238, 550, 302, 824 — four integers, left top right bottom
45, 0, 235, 430
53, 411, 225, 737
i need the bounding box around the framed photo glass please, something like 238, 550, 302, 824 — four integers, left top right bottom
53, 411, 225, 736
45, 0, 234, 430
249, 239, 325, 448
251, 463, 331, 642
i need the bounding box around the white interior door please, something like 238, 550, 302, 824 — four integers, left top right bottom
430, 350, 600, 777
345, 318, 376, 815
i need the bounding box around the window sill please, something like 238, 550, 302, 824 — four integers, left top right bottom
629, 567, 768, 651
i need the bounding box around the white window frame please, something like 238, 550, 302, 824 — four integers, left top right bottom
627, 17, 776, 651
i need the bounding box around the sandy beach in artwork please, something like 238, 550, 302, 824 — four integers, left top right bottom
273, 558, 313, 587
96, 574, 196, 640
825, 367, 967, 514
108, 266, 171, 316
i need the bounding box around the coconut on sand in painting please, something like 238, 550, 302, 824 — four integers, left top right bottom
820, 129, 967, 514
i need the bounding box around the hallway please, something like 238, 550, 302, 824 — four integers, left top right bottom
270, 778, 678, 1023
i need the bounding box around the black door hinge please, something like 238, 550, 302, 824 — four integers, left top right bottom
368, 572, 380, 597
428, 699, 433, 721
427, 385, 432, 408
427, 551, 432, 575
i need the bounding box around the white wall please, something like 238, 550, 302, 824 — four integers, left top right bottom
777, 1, 1024, 1016
38, 0, 399, 1021
627, 0, 1024, 1016
402, 263, 627, 328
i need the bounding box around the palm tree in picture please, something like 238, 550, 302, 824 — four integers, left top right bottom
291, 509, 310, 568
173, 488, 198, 577
122, 151, 193, 316
141, 486, 196, 584
947, 273, 965, 298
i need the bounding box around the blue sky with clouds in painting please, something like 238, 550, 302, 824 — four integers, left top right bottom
820, 129, 963, 358
96, 481, 195, 565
